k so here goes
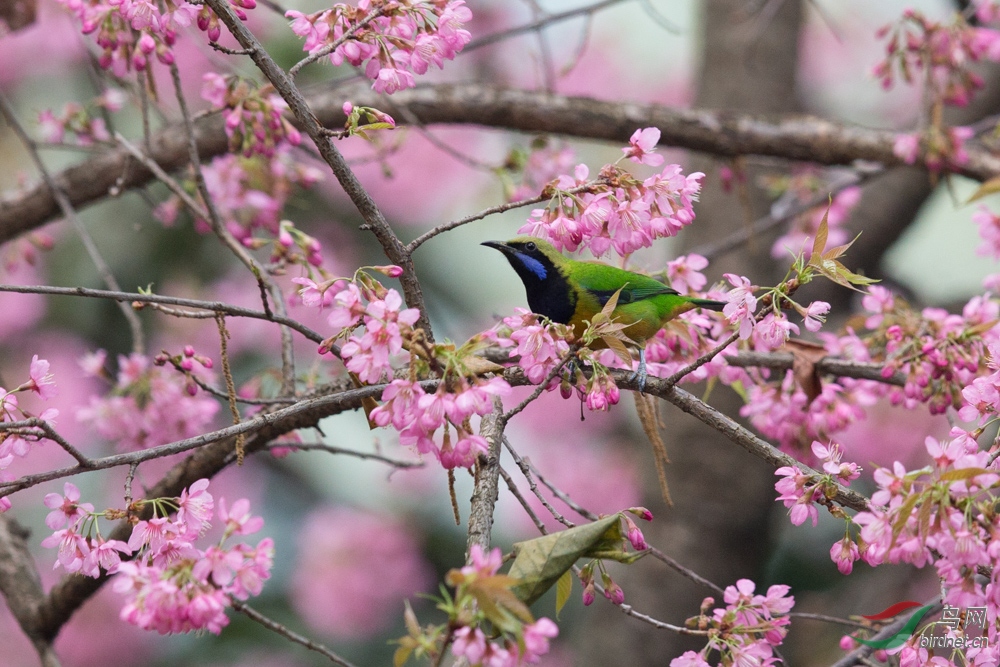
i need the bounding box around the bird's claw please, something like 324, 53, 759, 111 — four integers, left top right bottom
629, 349, 648, 393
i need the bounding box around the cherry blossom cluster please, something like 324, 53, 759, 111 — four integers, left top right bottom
77, 351, 220, 451
154, 345, 215, 396
774, 442, 862, 570
54, 0, 254, 76
371, 375, 510, 469
486, 308, 572, 386
670, 579, 794, 667
36, 93, 124, 146
740, 283, 1000, 451
874, 7, 1000, 107
0, 355, 58, 478
397, 545, 558, 667
316, 277, 420, 384
298, 272, 522, 469
838, 432, 1000, 662
517, 128, 705, 258
42, 479, 272, 635
487, 308, 631, 413
864, 287, 999, 414
741, 370, 874, 453
202, 73, 302, 159
154, 144, 324, 252
285, 0, 471, 94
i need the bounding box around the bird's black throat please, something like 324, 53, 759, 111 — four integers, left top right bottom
496, 246, 576, 325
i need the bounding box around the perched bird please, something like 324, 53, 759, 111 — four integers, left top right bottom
483, 236, 726, 391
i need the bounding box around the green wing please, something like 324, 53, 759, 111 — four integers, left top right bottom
567, 260, 679, 305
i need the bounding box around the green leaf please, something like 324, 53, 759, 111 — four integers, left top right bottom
555, 570, 573, 618
469, 574, 535, 634
508, 514, 624, 606
939, 467, 995, 481
810, 205, 830, 261
891, 492, 922, 542
603, 334, 634, 365
393, 645, 413, 667
967, 175, 1000, 203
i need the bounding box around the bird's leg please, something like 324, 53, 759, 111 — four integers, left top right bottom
628, 347, 648, 393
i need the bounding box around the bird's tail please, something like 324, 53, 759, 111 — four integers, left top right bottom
690, 298, 726, 312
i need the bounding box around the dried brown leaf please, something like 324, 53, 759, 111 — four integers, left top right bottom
785, 339, 827, 404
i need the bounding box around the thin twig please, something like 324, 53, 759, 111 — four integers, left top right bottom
0, 379, 438, 498
647, 547, 725, 596
406, 181, 605, 254
617, 602, 709, 635
788, 611, 871, 629
265, 442, 424, 468
0, 91, 146, 354
0, 283, 325, 345
287, 5, 388, 79
0, 418, 93, 467
230, 599, 360, 667
166, 59, 277, 321
466, 0, 631, 51
497, 464, 550, 535
501, 437, 575, 529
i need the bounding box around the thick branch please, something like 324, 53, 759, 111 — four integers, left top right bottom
466, 399, 505, 553
5, 84, 999, 246
0, 516, 60, 666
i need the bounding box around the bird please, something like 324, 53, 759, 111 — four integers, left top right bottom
482, 236, 726, 391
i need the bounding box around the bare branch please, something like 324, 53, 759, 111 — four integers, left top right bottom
0, 516, 61, 666
466, 398, 505, 553
0, 283, 325, 345
6, 85, 999, 254
266, 442, 423, 468
231, 599, 359, 667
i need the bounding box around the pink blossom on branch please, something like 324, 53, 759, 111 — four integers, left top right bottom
516, 138, 704, 258
285, 1, 471, 94
76, 351, 219, 451
622, 127, 665, 166
672, 578, 794, 667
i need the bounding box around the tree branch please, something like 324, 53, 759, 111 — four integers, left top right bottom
6, 84, 999, 248
202, 0, 433, 339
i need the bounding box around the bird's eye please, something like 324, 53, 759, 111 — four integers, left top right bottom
525, 242, 537, 252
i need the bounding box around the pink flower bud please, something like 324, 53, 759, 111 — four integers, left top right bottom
627, 507, 654, 521
342, 101, 354, 115
373, 265, 403, 278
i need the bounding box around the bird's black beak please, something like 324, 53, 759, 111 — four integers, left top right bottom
481, 240, 511, 254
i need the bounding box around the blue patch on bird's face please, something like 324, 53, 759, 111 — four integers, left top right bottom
515, 252, 547, 280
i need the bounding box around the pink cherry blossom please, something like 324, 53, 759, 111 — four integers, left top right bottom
667, 254, 708, 294
623, 127, 665, 166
